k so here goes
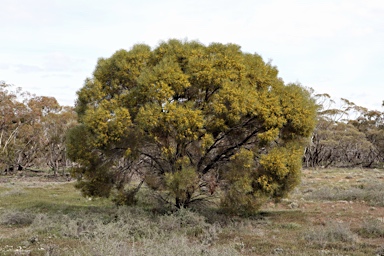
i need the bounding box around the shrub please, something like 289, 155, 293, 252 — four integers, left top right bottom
305, 182, 384, 206
27, 206, 235, 255
78, 234, 240, 256
303, 221, 357, 249
158, 208, 220, 244
0, 210, 35, 226
357, 218, 384, 238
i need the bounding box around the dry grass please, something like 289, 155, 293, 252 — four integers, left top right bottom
304, 183, 384, 206
0, 210, 35, 226
357, 218, 384, 238
303, 221, 358, 249
1, 168, 384, 255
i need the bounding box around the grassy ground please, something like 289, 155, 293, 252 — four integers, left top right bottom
0, 168, 384, 255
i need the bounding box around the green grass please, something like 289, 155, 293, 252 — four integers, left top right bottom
1, 168, 384, 255
0, 182, 113, 213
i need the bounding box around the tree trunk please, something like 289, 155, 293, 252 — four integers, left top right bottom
175, 191, 192, 209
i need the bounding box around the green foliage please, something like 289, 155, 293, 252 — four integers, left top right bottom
257, 141, 304, 200
165, 166, 199, 208
66, 124, 93, 165
73, 160, 114, 198
68, 39, 317, 213
221, 149, 265, 215
112, 188, 139, 206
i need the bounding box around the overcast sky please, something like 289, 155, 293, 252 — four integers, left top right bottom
1, 0, 383, 110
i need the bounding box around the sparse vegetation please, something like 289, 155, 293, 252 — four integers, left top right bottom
303, 170, 384, 206
0, 210, 35, 226
1, 168, 384, 255
304, 183, 384, 206
303, 221, 358, 250
357, 218, 384, 238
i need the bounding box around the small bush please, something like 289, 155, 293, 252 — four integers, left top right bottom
112, 188, 139, 206
362, 183, 384, 206
31, 213, 99, 237
303, 221, 357, 249
357, 218, 384, 238
158, 208, 220, 244
0, 210, 35, 226
27, 206, 234, 256
78, 234, 240, 256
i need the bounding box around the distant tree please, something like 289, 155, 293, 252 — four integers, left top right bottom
0, 82, 77, 174
348, 109, 384, 167
27, 97, 78, 175
304, 94, 379, 168
45, 106, 78, 175
0, 82, 32, 170
67, 40, 317, 213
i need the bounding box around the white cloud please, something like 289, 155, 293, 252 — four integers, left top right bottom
15, 64, 43, 73
0, 63, 10, 69
43, 53, 85, 72
0, 0, 383, 109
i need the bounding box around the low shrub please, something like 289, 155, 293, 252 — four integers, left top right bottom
26, 206, 231, 255
305, 182, 384, 206
0, 210, 35, 226
303, 221, 357, 249
78, 234, 240, 256
357, 218, 384, 238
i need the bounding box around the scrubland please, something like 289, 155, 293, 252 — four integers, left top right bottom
1, 168, 384, 256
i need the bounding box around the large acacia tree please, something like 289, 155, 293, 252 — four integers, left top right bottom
67, 40, 317, 212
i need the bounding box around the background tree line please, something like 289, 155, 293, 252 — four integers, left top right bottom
0, 81, 77, 175
304, 91, 384, 169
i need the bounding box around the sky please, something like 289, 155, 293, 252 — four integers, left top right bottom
1, 0, 383, 110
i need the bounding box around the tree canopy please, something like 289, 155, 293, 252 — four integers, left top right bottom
68, 39, 317, 213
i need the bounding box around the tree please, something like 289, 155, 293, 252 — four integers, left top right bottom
27, 96, 78, 175
0, 82, 33, 171
68, 39, 317, 212
0, 82, 77, 174
348, 109, 384, 167
304, 94, 381, 168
